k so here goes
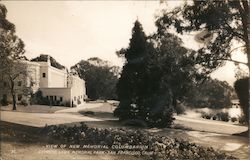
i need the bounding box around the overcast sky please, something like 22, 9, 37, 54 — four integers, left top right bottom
2, 1, 247, 86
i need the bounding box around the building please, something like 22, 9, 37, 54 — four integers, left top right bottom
0, 57, 87, 107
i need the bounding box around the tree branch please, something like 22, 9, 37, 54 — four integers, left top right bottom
229, 45, 245, 54
219, 58, 248, 65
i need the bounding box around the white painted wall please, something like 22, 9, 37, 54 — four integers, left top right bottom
69, 75, 86, 106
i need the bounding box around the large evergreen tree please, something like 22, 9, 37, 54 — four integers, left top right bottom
115, 20, 199, 128
114, 20, 153, 122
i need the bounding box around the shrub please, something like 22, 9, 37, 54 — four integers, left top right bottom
217, 112, 229, 122
212, 115, 217, 120
238, 115, 246, 125
0, 98, 8, 106
200, 112, 213, 120
20, 99, 28, 106
42, 123, 236, 160
64, 101, 71, 107
234, 78, 248, 124
31, 90, 49, 105
77, 99, 81, 105
174, 103, 186, 115
231, 117, 237, 122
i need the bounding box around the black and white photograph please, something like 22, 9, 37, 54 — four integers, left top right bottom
0, 0, 249, 159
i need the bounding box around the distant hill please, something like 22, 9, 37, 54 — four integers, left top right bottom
31, 54, 65, 70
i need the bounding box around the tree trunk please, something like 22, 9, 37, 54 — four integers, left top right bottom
12, 94, 16, 110
241, 0, 250, 138
245, 0, 250, 139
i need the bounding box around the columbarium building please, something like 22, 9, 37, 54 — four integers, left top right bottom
0, 57, 86, 107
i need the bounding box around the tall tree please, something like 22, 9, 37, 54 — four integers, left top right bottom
114, 20, 153, 122
146, 31, 199, 127
115, 20, 200, 128
185, 78, 233, 109
157, 0, 250, 131
71, 57, 119, 100
0, 4, 26, 110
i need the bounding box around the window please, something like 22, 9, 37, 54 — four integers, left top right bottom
74, 96, 76, 101
54, 96, 57, 101
18, 81, 22, 86
17, 94, 22, 101
42, 73, 46, 78
60, 97, 63, 102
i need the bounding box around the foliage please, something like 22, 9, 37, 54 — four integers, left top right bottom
31, 54, 65, 70
234, 77, 249, 123
31, 90, 49, 105
115, 20, 175, 128
71, 57, 119, 100
200, 111, 230, 122
0, 97, 8, 106
185, 78, 233, 109
0, 4, 27, 110
239, 114, 247, 125
157, 0, 250, 131
173, 102, 186, 115
115, 20, 201, 127
42, 123, 236, 160
156, 0, 249, 72
231, 117, 237, 122
217, 112, 230, 122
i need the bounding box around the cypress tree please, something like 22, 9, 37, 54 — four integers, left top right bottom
114, 20, 152, 121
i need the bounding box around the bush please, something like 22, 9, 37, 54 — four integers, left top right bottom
31, 90, 49, 105
174, 103, 186, 115
217, 112, 229, 122
212, 115, 217, 120
200, 112, 213, 120
234, 78, 248, 124
20, 99, 28, 106
238, 115, 246, 125
42, 123, 236, 160
231, 117, 237, 122
0, 98, 8, 106
77, 99, 81, 105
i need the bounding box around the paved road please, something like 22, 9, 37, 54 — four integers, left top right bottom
174, 116, 248, 135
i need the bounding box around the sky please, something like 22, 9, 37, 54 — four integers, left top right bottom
2, 1, 248, 86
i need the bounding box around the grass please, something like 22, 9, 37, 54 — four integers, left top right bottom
0, 104, 69, 113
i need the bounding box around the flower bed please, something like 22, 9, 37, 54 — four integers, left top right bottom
41, 123, 237, 160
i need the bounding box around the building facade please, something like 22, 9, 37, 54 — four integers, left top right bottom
0, 58, 86, 107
